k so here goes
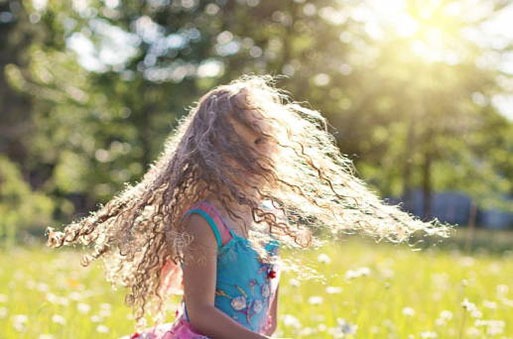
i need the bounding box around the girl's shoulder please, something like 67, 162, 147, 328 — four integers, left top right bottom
183, 200, 233, 248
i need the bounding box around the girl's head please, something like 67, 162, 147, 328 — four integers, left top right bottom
183, 81, 282, 196
47, 75, 450, 326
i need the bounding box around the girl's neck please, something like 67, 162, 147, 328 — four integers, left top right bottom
204, 193, 255, 238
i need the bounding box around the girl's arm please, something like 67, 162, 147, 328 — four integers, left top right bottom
264, 286, 279, 336
182, 214, 268, 339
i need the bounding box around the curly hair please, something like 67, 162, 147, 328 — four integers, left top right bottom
46, 75, 449, 327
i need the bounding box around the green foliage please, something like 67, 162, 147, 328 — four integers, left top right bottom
0, 0, 512, 228
0, 156, 54, 246
335, 1, 513, 215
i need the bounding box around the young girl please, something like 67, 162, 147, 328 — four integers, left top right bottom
47, 75, 448, 338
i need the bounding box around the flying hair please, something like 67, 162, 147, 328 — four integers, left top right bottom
46, 75, 450, 327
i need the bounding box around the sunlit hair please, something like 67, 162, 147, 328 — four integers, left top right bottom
47, 75, 449, 326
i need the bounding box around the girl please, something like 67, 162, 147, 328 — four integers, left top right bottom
47, 75, 448, 338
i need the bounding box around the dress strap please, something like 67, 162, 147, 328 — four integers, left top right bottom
184, 201, 232, 248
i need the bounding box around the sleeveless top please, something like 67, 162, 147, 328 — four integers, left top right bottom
181, 201, 280, 333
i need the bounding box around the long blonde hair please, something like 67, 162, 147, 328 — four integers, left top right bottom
47, 75, 449, 325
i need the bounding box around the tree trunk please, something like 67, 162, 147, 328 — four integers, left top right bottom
402, 117, 415, 212
421, 151, 433, 220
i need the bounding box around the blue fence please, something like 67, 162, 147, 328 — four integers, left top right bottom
396, 190, 513, 229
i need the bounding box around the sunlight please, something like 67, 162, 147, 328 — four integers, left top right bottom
365, 0, 466, 64
363, 0, 513, 121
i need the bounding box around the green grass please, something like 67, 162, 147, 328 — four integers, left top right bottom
1, 235, 512, 338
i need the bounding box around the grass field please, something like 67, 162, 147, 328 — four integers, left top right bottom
0, 232, 512, 338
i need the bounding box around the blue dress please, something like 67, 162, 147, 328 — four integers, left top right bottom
182, 201, 280, 334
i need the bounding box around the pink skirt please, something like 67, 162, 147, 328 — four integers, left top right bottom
130, 318, 209, 339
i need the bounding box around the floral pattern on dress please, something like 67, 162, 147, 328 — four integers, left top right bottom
261, 284, 270, 298
215, 275, 273, 326
231, 296, 247, 311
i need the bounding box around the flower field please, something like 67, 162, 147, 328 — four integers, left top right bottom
1, 235, 512, 338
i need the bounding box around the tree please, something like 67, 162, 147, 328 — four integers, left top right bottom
0, 0, 43, 170
333, 0, 513, 218
3, 0, 512, 230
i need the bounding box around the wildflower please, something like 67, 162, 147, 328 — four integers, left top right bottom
46, 293, 58, 304
317, 253, 331, 264
402, 307, 415, 317
379, 268, 395, 279
51, 314, 66, 325
45, 293, 69, 306
67, 278, 80, 288
282, 314, 301, 328
298, 327, 315, 336
68, 291, 83, 301
36, 282, 49, 292
462, 299, 482, 318
345, 267, 371, 280
99, 307, 112, 317
77, 303, 91, 314
475, 320, 505, 336
459, 256, 474, 267
435, 310, 453, 326
337, 318, 358, 336
496, 284, 509, 301
461, 298, 477, 313
12, 314, 28, 332
100, 303, 112, 310
420, 331, 438, 338
431, 273, 449, 288
466, 327, 480, 337
0, 307, 8, 319
325, 286, 343, 294
91, 315, 103, 323
471, 310, 482, 318
488, 263, 501, 274
502, 298, 513, 307
486, 322, 504, 336
439, 310, 453, 321
308, 296, 323, 305
483, 300, 497, 309
96, 325, 110, 333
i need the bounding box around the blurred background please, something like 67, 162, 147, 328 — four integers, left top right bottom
1, 0, 513, 246
2, 2, 513, 337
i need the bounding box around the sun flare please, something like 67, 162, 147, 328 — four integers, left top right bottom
365, 0, 474, 64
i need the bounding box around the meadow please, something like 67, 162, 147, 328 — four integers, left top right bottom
0, 231, 512, 339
